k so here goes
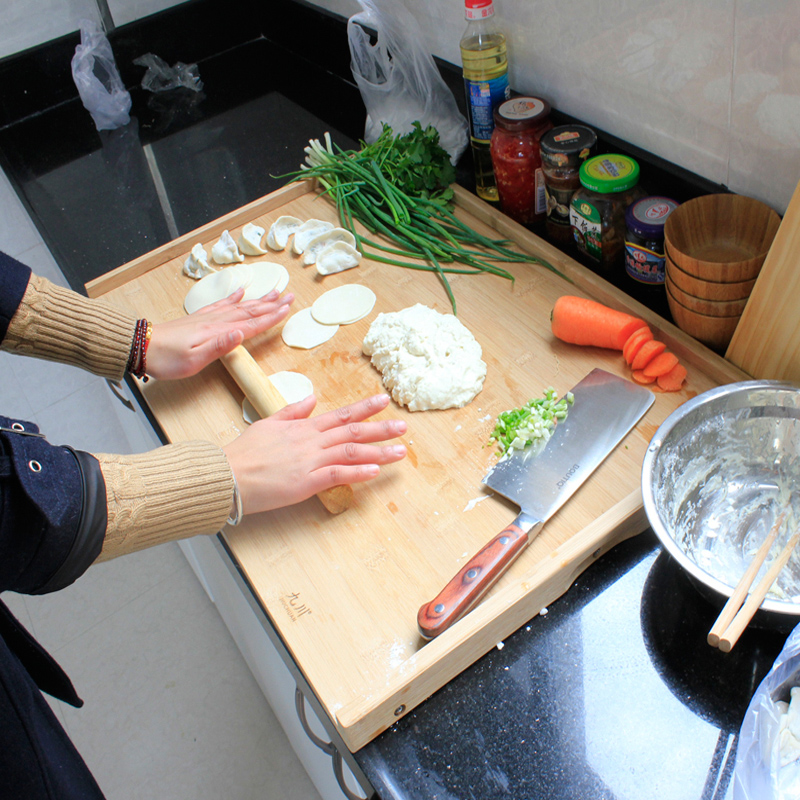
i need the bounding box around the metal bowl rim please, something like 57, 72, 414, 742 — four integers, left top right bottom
641, 378, 800, 616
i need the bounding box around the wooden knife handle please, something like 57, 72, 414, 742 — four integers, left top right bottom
220, 347, 353, 515
417, 524, 530, 639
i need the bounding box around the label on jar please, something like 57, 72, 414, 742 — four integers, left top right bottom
570, 198, 602, 260
625, 241, 666, 284
545, 183, 574, 227
464, 74, 511, 141
535, 168, 546, 215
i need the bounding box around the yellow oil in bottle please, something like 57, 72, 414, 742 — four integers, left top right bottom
460, 22, 509, 202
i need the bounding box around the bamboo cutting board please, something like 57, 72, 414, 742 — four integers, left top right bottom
726, 179, 800, 380
87, 181, 747, 751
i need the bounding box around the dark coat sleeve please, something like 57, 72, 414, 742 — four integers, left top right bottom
1, 254, 107, 595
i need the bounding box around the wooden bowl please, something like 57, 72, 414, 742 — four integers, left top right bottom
665, 271, 749, 317
664, 193, 780, 282
666, 281, 741, 351
666, 253, 756, 301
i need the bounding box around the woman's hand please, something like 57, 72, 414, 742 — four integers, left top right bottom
222, 393, 407, 515
146, 288, 293, 380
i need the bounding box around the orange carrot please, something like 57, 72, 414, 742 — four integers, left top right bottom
657, 363, 688, 392
643, 351, 679, 378
631, 339, 667, 371
631, 369, 656, 385
551, 296, 648, 350
623, 328, 654, 365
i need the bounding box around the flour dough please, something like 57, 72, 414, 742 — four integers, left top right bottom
281, 307, 339, 349
311, 284, 376, 325
362, 303, 487, 411
242, 371, 314, 423
184, 262, 289, 314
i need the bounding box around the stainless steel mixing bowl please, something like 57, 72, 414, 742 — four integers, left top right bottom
642, 380, 800, 623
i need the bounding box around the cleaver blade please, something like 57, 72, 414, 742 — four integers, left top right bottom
417, 368, 654, 639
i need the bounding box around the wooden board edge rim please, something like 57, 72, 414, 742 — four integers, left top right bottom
333, 491, 648, 752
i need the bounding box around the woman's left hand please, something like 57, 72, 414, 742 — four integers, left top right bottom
146, 288, 293, 380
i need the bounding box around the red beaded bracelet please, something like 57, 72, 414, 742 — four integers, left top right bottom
127, 319, 152, 381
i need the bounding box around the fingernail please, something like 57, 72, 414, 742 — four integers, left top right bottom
366, 465, 380, 476
391, 445, 406, 456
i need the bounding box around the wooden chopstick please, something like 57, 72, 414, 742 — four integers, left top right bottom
718, 528, 799, 653
708, 512, 786, 648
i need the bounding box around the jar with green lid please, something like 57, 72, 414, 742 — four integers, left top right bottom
569, 154, 644, 271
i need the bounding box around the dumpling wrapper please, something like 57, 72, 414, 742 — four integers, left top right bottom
316, 241, 362, 275
281, 307, 339, 349
302, 228, 356, 265
184, 262, 288, 314
183, 243, 216, 279
212, 230, 244, 264
242, 371, 314, 423
292, 219, 335, 255
266, 215, 303, 251
311, 284, 376, 325
238, 223, 268, 256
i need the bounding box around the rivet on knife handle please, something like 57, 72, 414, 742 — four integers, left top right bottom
417, 522, 534, 639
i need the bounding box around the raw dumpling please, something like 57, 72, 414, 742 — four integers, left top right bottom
266, 216, 302, 250
183, 244, 216, 279
281, 308, 339, 349
292, 219, 335, 255
316, 241, 362, 275
238, 223, 268, 256
311, 284, 376, 325
211, 230, 244, 264
302, 228, 356, 265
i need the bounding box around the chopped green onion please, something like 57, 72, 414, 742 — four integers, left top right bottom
489, 389, 574, 460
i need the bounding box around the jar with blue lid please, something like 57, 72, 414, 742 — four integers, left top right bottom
624, 196, 679, 286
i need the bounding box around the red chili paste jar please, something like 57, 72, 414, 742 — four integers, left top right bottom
490, 96, 552, 225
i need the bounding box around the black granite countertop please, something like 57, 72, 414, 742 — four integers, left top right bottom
0, 2, 791, 798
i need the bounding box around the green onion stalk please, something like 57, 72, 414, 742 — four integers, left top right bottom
282, 128, 568, 314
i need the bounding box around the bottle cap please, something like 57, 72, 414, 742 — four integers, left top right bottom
540, 125, 597, 169
579, 154, 640, 193
465, 0, 494, 20
493, 97, 551, 132
625, 196, 679, 238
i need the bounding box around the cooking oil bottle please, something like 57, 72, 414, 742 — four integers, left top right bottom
460, 0, 510, 202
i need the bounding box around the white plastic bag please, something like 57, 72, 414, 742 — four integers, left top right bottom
735, 622, 800, 800
71, 20, 132, 131
347, 0, 468, 164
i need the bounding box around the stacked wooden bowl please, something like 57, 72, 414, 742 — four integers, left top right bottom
664, 194, 781, 351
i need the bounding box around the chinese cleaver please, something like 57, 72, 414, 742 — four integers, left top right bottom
417, 368, 654, 639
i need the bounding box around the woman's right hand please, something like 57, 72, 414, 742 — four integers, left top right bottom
222, 393, 407, 515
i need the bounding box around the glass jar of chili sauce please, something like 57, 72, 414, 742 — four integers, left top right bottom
489, 96, 552, 225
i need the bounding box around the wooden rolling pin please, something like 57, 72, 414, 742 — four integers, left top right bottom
220, 346, 353, 515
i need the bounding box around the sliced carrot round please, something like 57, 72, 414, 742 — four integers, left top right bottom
657, 362, 688, 392
631, 369, 656, 385
631, 339, 667, 371
643, 351, 679, 378
624, 328, 654, 365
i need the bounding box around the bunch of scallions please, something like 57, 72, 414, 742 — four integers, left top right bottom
284, 124, 566, 314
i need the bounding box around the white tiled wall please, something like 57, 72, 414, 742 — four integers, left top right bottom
314, 0, 800, 215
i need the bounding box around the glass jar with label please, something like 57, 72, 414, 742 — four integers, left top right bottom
490, 96, 552, 226
540, 124, 597, 243
624, 196, 679, 287
570, 154, 644, 272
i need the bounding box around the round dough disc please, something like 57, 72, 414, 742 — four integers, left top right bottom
311, 284, 376, 325
184, 262, 288, 314
244, 262, 290, 299
281, 307, 339, 349
242, 371, 314, 423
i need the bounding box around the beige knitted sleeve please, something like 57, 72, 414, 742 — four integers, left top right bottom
93, 441, 235, 562
2, 273, 136, 381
